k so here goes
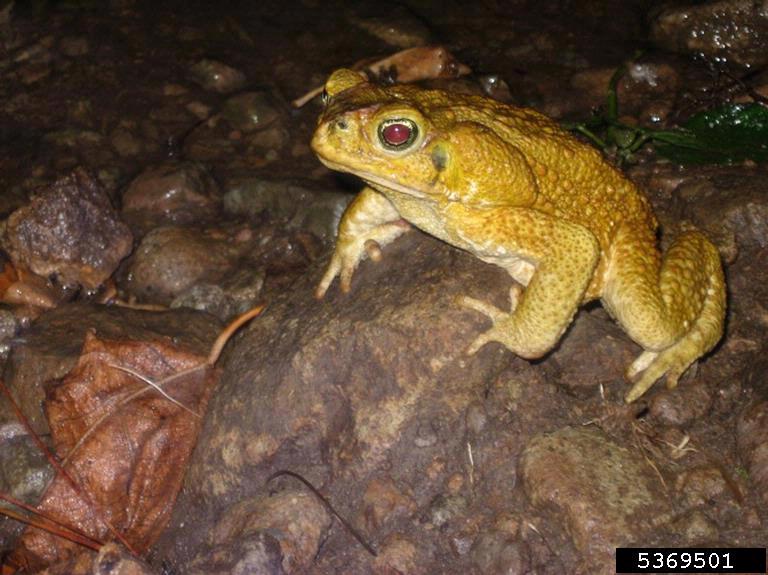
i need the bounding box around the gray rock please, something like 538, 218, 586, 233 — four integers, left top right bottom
171, 267, 265, 321
0, 433, 53, 551
222, 177, 352, 243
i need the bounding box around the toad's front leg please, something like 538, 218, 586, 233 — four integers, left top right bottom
316, 186, 409, 298
449, 205, 600, 359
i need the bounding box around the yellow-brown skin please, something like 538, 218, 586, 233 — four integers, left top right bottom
312, 69, 726, 402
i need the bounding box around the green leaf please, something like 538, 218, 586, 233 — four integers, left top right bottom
655, 103, 768, 165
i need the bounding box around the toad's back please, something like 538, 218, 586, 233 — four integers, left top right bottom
402, 88, 658, 250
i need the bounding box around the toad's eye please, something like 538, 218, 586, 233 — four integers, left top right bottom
378, 118, 418, 150
320, 88, 329, 106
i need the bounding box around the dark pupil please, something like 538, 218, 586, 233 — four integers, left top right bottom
382, 123, 412, 146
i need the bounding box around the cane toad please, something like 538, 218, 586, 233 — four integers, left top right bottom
311, 69, 726, 402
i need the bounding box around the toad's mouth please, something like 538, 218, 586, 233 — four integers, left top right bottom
315, 155, 429, 199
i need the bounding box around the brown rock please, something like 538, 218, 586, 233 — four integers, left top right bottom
122, 161, 222, 232
221, 91, 284, 134
154, 233, 512, 570
675, 466, 728, 507
471, 532, 530, 575
188, 490, 331, 574
122, 225, 246, 304
649, 381, 714, 427
569, 60, 680, 122
2, 168, 133, 289
362, 478, 416, 531
652, 0, 768, 69
373, 534, 425, 575
521, 426, 671, 573
737, 401, 768, 505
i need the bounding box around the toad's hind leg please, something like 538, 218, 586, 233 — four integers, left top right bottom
603, 225, 726, 402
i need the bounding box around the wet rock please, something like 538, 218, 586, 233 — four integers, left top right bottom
123, 225, 249, 304
1, 302, 221, 436
0, 308, 18, 360
649, 381, 714, 427
737, 401, 768, 504
521, 426, 671, 572
171, 266, 265, 321
2, 168, 133, 289
222, 91, 283, 134
122, 161, 222, 232
190, 58, 246, 94
187, 490, 331, 575
651, 0, 768, 69
471, 532, 530, 575
222, 177, 352, 243
478, 74, 513, 103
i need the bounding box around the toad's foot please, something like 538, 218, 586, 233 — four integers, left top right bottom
316, 232, 404, 298
461, 286, 548, 358
624, 329, 708, 403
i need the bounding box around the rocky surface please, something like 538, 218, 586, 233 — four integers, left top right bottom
0, 0, 767, 573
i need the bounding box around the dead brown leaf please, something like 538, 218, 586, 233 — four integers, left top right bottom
292, 46, 471, 107
8, 332, 217, 568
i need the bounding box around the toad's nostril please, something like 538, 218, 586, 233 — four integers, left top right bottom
335, 119, 348, 130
